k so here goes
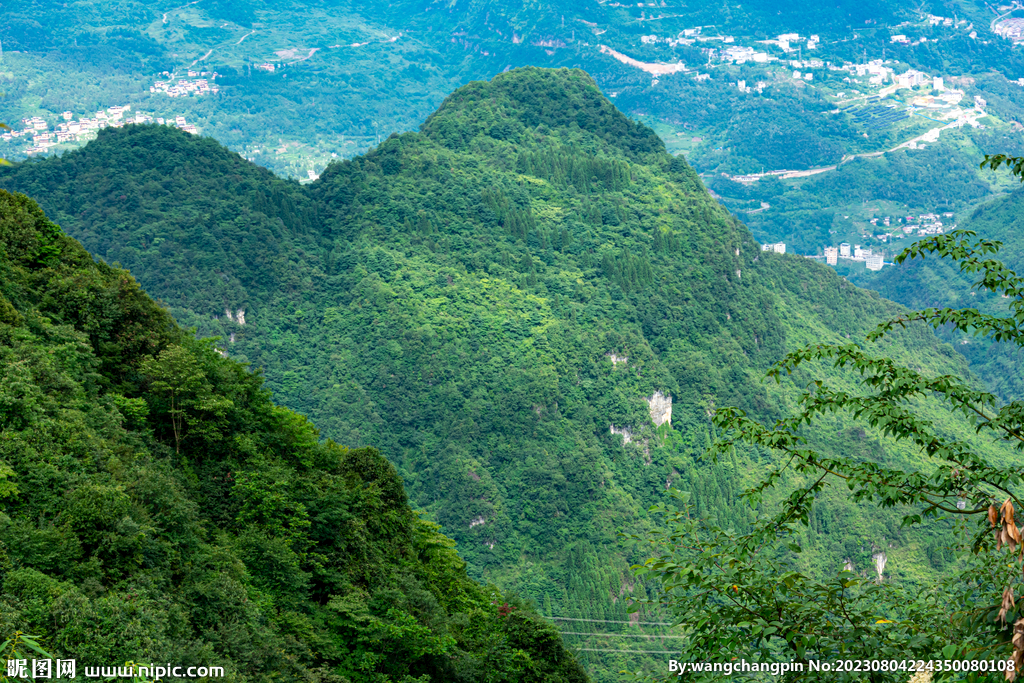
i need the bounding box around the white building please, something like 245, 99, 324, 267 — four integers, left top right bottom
933, 76, 944, 91
866, 254, 884, 271
897, 69, 928, 88
839, 243, 851, 257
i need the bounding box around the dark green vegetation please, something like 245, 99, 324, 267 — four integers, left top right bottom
0, 190, 589, 682
635, 229, 1024, 681
0, 67, 981, 679
848, 184, 1024, 402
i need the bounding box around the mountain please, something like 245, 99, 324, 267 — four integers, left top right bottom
0, 191, 589, 682
7, 0, 1024, 269
845, 186, 1024, 402
0, 67, 978, 679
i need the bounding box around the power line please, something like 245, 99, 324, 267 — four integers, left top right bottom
561, 631, 686, 639
578, 648, 678, 654
548, 616, 674, 626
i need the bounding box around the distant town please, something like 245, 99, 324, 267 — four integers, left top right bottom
0, 70, 217, 158
823, 243, 887, 271
149, 70, 221, 97
1, 106, 199, 157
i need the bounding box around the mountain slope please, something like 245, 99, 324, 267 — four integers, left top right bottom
0, 190, 588, 682
0, 67, 977, 679
845, 187, 1024, 402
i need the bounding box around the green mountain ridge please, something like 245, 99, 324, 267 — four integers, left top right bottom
0, 67, 983, 680
0, 190, 590, 682
7, 0, 1024, 274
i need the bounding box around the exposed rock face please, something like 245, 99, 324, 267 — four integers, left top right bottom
647, 391, 672, 426
470, 516, 486, 528
610, 424, 633, 444
606, 353, 628, 366
236, 309, 246, 325
843, 559, 854, 572
872, 551, 887, 581
224, 307, 233, 322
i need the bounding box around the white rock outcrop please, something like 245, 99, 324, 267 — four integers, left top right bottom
647, 391, 672, 426
469, 516, 486, 528
610, 424, 633, 444
236, 309, 246, 325
873, 551, 887, 581
606, 353, 628, 366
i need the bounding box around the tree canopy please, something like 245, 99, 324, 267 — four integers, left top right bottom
631, 222, 1024, 681
0, 189, 589, 683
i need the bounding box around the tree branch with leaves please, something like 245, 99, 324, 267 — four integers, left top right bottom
628, 218, 1024, 681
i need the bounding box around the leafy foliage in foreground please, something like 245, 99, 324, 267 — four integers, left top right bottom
0, 190, 588, 682
631, 229, 1024, 681
847, 163, 1024, 404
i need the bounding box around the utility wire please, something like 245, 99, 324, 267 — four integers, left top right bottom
548, 616, 673, 626
560, 631, 685, 639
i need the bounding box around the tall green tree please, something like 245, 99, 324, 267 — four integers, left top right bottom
140, 344, 232, 454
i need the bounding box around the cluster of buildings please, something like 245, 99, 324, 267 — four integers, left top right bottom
664, 30, 817, 64
719, 45, 770, 64
1, 105, 199, 157
736, 79, 767, 93
891, 14, 966, 43
844, 61, 890, 85
994, 18, 1024, 42
869, 212, 953, 236
761, 242, 786, 254
839, 63, 976, 113
825, 244, 885, 270
761, 32, 820, 52
150, 70, 221, 97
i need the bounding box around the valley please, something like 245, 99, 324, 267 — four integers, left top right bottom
3, 0, 1024, 679
3, 67, 1013, 680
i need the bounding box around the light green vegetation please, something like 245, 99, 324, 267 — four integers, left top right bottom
0, 66, 993, 680
632, 229, 1024, 681
0, 190, 590, 682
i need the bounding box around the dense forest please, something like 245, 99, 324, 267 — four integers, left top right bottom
0, 191, 589, 681
847, 185, 1024, 403
0, 67, 986, 680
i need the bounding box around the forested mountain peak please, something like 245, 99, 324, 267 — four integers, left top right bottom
0, 67, 973, 681
418, 67, 665, 158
